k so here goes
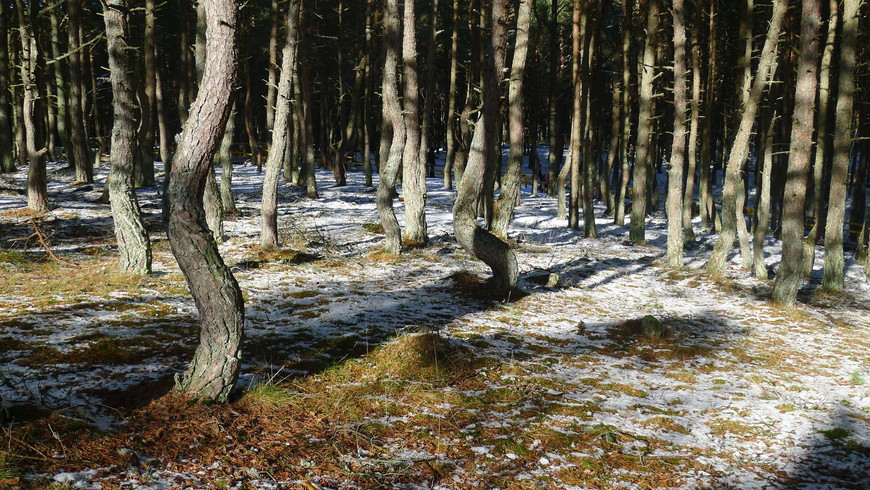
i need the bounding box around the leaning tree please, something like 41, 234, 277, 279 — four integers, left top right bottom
166, 0, 244, 402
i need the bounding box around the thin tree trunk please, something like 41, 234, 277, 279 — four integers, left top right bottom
666, 0, 687, 268
452, 0, 517, 294
682, 0, 702, 242
104, 0, 152, 275
167, 0, 243, 403
155, 54, 171, 169
753, 104, 777, 279
401, 0, 427, 246
137, 0, 158, 188
568, 0, 584, 230
772, 0, 821, 306
418, 0, 439, 183
48, 3, 74, 173
629, 0, 659, 244
16, 0, 49, 212
67, 0, 91, 182
822, 0, 859, 291
218, 105, 237, 214
0, 4, 15, 173
265, 0, 280, 136
581, 1, 599, 238
377, 0, 405, 254
547, 0, 561, 199
261, 0, 301, 249
492, 0, 531, 238
614, 0, 633, 226
708, 0, 787, 275
699, 0, 716, 231
443, 0, 460, 190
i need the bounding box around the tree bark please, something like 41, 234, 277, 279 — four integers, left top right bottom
698, 0, 716, 231
67, 0, 92, 183
218, 105, 237, 215
443, 0, 460, 190
822, 0, 859, 291
137, 0, 158, 188
0, 3, 15, 173
401, 0, 428, 247
452, 0, 517, 295
682, 0, 703, 243
48, 3, 74, 173
167, 0, 243, 403
629, 0, 659, 244
492, 0, 532, 239
614, 0, 633, 226
753, 105, 777, 279
16, 0, 49, 212
707, 0, 787, 275
665, 0, 687, 268
772, 0, 821, 306
568, 0, 584, 230
377, 0, 405, 254
261, 0, 301, 249
103, 0, 153, 275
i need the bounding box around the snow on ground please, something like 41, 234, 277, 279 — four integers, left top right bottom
0, 155, 869, 488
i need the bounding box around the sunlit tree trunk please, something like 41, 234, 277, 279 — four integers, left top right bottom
568, 0, 584, 230
453, 0, 517, 294
614, 0, 633, 226
773, 0, 821, 306
629, 0, 659, 244
377, 0, 405, 254
443, 0, 460, 190
402, 0, 427, 246
682, 1, 703, 243
103, 0, 152, 275
167, 0, 243, 403
665, 0, 687, 268
753, 105, 777, 279
218, 105, 237, 215
708, 0, 786, 275
261, 0, 301, 249
492, 0, 531, 238
698, 0, 716, 231
822, 0, 859, 291
16, 0, 49, 212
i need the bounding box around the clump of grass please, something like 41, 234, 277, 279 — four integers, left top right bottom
0, 451, 21, 481
362, 222, 384, 234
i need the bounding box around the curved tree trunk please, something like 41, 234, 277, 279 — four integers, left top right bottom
707, 0, 786, 275
218, 105, 237, 215
103, 0, 153, 275
772, 0, 821, 306
166, 0, 244, 402
822, 0, 859, 291
376, 0, 405, 254
665, 0, 687, 268
402, 0, 427, 247
453, 0, 517, 295
492, 0, 531, 238
16, 0, 49, 212
261, 0, 301, 249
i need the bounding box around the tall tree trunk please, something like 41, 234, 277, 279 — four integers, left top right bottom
682, 0, 703, 242
401, 0, 427, 246
452, 0, 517, 294
629, 0, 659, 244
48, 3, 74, 173
698, 0, 716, 231
665, 0, 687, 268
492, 0, 531, 238
614, 0, 633, 226
16, 0, 49, 212
568, 0, 584, 230
418, 0, 439, 183
377, 0, 405, 254
265, 0, 280, 137
297, 21, 318, 199
261, 0, 301, 249
67, 0, 91, 182
0, 4, 15, 173
104, 0, 152, 275
581, 1, 599, 238
136, 0, 158, 188
708, 0, 787, 275
753, 104, 778, 279
772, 0, 821, 306
155, 53, 171, 169
547, 0, 561, 199
822, 0, 859, 291
443, 0, 460, 190
167, 0, 243, 403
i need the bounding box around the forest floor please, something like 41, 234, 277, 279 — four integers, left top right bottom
0, 158, 869, 489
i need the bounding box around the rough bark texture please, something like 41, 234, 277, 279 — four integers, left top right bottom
452, 0, 517, 295
166, 0, 244, 402
682, 1, 702, 242
218, 106, 237, 215
665, 0, 687, 268
752, 105, 777, 280
67, 0, 92, 183
443, 0, 460, 190
707, 0, 786, 275
629, 0, 659, 244
401, 0, 428, 247
16, 0, 49, 212
698, 0, 716, 231
772, 0, 821, 306
377, 0, 405, 255
822, 0, 859, 291
261, 0, 301, 249
0, 4, 15, 173
568, 0, 584, 231
104, 0, 153, 275
492, 0, 531, 238
614, 0, 633, 226
137, 0, 158, 188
